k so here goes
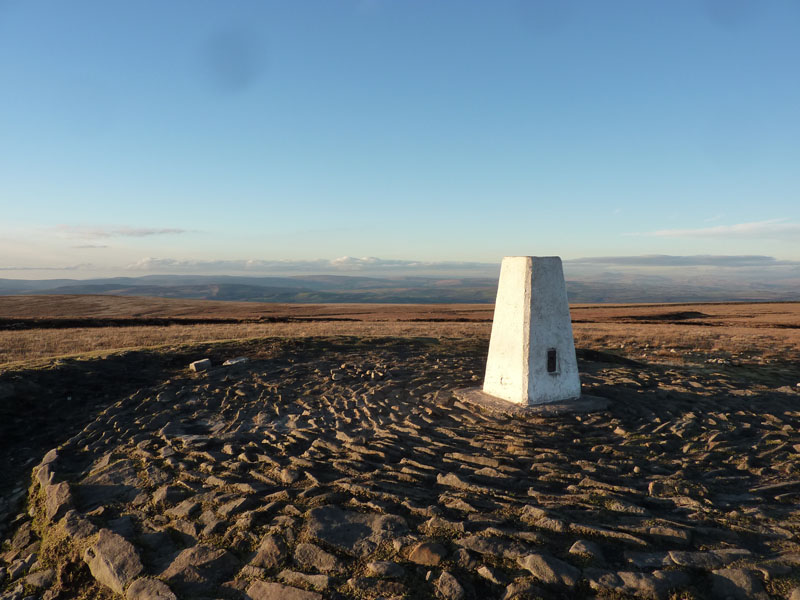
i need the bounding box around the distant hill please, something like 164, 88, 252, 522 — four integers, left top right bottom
1, 273, 798, 303
0, 275, 499, 303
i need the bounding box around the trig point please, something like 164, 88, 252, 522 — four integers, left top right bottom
484, 256, 580, 405
457, 256, 606, 414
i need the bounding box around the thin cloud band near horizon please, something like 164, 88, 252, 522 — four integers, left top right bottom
53, 225, 189, 239
3, 254, 800, 276
629, 218, 800, 238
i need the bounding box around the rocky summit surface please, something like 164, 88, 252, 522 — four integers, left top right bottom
1, 337, 799, 600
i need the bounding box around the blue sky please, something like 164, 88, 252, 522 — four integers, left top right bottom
1, 0, 799, 278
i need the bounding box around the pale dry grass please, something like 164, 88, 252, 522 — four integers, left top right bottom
0, 295, 493, 321
2, 299, 799, 367
572, 322, 800, 363
572, 301, 800, 328
3, 318, 799, 367
0, 321, 491, 365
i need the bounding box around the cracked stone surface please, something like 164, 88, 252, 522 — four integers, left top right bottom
83, 528, 144, 595
1, 337, 799, 599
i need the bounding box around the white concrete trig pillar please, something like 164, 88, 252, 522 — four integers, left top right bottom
483, 256, 581, 405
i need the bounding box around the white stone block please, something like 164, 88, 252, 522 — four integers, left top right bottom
189, 358, 212, 372
483, 256, 580, 405
223, 357, 249, 366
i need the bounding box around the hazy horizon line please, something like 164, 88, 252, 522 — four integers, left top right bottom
2, 253, 800, 282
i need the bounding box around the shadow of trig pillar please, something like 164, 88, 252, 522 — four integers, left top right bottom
483, 256, 581, 405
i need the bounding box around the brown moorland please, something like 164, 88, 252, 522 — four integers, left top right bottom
1, 295, 799, 366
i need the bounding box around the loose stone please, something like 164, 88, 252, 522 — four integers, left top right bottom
304, 505, 407, 556
250, 534, 288, 569
160, 544, 239, 597
436, 570, 466, 600
587, 569, 691, 600
125, 577, 178, 600
23, 568, 55, 589
347, 576, 408, 597
365, 560, 405, 578
455, 535, 528, 560
409, 541, 448, 566
189, 359, 211, 372
517, 552, 580, 588
503, 578, 545, 600
44, 482, 72, 522
152, 485, 185, 506
293, 542, 345, 573
569, 539, 605, 562
246, 580, 322, 600
83, 529, 144, 595
710, 568, 770, 600
278, 569, 330, 591
477, 564, 506, 584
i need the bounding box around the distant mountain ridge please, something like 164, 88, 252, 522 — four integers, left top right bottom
1, 273, 798, 303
